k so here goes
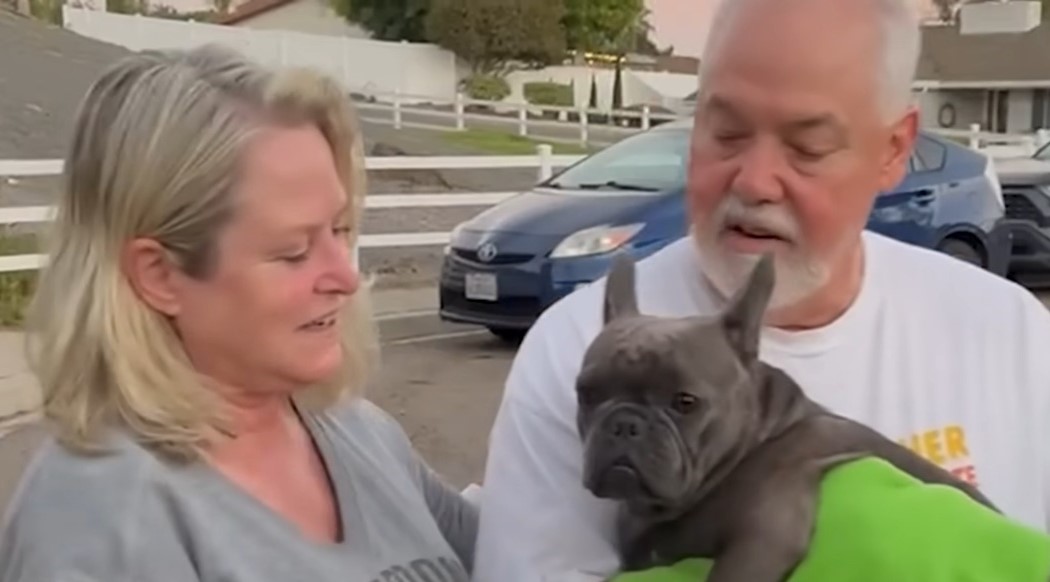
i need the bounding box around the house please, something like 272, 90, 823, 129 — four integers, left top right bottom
915, 0, 1050, 134
212, 0, 370, 38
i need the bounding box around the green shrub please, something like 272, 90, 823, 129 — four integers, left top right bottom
29, 0, 63, 24
0, 232, 39, 329
524, 81, 574, 107
462, 74, 511, 102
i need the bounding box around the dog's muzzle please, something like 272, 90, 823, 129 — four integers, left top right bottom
583, 406, 655, 500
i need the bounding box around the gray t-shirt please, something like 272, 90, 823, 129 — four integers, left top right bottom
0, 397, 478, 581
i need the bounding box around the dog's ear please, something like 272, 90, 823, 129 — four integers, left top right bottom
721, 253, 775, 362
603, 252, 639, 324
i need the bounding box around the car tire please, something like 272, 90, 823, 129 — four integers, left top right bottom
937, 237, 985, 268
488, 327, 526, 344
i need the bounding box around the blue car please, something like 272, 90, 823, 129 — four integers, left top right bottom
438, 119, 1012, 341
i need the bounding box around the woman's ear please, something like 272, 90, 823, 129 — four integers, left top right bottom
121, 238, 183, 317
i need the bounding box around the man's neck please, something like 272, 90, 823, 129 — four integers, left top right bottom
766, 242, 866, 331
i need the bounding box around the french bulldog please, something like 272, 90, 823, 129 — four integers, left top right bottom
574, 251, 1000, 581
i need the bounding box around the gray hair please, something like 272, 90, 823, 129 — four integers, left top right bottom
698, 0, 922, 121
26, 44, 379, 461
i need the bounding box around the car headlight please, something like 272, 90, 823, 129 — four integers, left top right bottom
550, 223, 644, 258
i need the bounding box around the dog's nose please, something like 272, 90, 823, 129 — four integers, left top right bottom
609, 413, 646, 440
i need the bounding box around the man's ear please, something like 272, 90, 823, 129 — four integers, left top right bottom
121, 238, 183, 317
877, 106, 919, 193
721, 253, 774, 363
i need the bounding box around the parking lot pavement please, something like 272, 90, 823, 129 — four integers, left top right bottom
368, 331, 516, 489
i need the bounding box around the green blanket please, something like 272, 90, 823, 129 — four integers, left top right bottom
612, 457, 1050, 582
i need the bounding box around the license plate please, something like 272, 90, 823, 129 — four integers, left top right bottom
465, 273, 498, 302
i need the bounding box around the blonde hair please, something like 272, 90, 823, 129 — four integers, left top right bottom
25, 44, 379, 461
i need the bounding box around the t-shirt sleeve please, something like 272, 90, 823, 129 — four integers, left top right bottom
997, 283, 1050, 534
1018, 289, 1050, 534
472, 300, 622, 582
0, 444, 199, 581
411, 448, 479, 572
356, 400, 479, 572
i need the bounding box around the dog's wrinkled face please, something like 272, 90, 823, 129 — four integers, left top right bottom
576, 251, 775, 511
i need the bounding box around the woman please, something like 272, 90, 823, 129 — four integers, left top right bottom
0, 44, 477, 581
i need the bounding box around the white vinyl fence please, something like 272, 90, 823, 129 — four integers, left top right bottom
0, 147, 585, 274
3, 123, 1047, 274
352, 88, 683, 149
350, 87, 1050, 154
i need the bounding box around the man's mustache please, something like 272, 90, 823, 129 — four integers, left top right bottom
712, 195, 801, 245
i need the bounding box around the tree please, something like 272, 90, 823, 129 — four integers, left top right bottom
330, 0, 431, 42
562, 0, 649, 112
426, 0, 566, 77
562, 0, 647, 56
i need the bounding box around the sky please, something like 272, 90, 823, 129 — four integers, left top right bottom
139, 0, 940, 55
644, 0, 717, 58
644, 0, 940, 59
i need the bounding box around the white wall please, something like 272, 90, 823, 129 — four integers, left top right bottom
227, 0, 371, 39
504, 65, 698, 110
62, 6, 458, 102
916, 89, 987, 130
916, 88, 1039, 134
1008, 90, 1035, 133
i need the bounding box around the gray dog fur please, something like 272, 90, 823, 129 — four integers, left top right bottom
574, 251, 1001, 581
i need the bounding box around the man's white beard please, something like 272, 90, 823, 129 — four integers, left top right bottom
693, 194, 831, 311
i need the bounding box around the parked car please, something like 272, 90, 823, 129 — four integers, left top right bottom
994, 143, 1050, 285
438, 119, 1012, 341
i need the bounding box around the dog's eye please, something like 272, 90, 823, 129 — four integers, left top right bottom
672, 392, 699, 413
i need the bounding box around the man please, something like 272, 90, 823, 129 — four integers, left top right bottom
471, 0, 1050, 579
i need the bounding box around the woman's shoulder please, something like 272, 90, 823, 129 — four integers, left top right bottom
309, 395, 428, 477
5, 428, 159, 512
0, 428, 179, 576
316, 396, 411, 451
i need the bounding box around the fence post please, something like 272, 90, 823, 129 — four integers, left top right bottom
579, 108, 589, 147
642, 105, 651, 131
393, 89, 403, 130
969, 123, 980, 150
455, 92, 465, 131
537, 144, 553, 182
518, 103, 528, 137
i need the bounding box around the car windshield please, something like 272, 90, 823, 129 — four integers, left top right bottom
544, 126, 691, 193
1036, 142, 1050, 161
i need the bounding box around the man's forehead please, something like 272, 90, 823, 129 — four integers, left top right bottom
703, 94, 847, 133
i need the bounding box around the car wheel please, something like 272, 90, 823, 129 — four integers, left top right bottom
937, 237, 985, 268
488, 327, 526, 344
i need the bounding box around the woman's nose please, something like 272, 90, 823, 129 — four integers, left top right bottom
316, 237, 360, 295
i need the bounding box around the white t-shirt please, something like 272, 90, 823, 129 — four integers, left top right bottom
472, 230, 1050, 582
